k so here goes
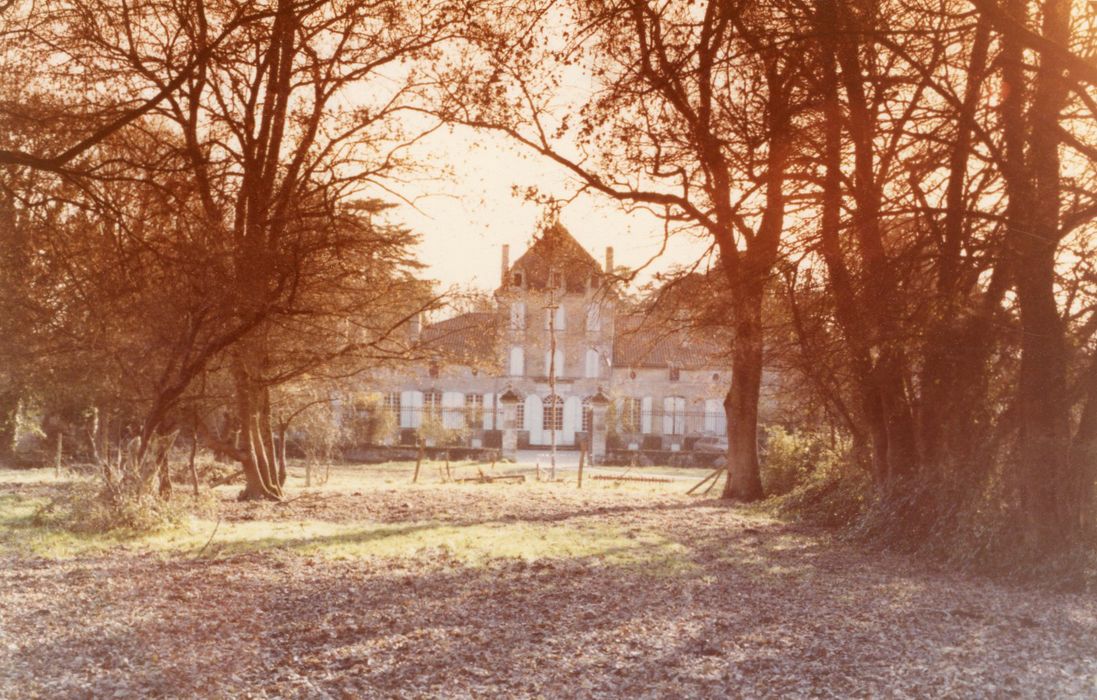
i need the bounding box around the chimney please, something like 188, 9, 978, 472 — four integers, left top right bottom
604, 246, 614, 275
501, 244, 510, 286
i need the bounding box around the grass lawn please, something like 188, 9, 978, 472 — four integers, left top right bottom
1, 464, 1095, 698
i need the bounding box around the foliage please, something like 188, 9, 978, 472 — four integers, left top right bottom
419, 413, 469, 448
761, 426, 846, 498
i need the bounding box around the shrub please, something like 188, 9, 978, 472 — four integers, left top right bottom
35, 438, 215, 534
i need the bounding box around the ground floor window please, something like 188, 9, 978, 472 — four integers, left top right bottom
383, 392, 400, 417
582, 397, 593, 433
543, 394, 563, 431
424, 391, 442, 420
620, 397, 642, 433
465, 393, 483, 428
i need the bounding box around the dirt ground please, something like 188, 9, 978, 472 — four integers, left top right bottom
1, 464, 1095, 699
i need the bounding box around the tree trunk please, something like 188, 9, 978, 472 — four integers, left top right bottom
1002, 0, 1075, 546
233, 355, 282, 501
722, 289, 765, 501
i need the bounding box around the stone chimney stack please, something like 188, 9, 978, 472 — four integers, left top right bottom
604, 246, 614, 275
501, 244, 510, 286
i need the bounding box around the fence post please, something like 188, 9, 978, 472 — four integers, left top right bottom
577, 445, 586, 489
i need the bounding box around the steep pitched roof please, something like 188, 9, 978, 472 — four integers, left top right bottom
418, 312, 500, 365
502, 223, 604, 293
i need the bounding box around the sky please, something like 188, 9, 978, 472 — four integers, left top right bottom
393, 125, 711, 295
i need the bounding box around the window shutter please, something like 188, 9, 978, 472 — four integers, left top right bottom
641, 396, 653, 434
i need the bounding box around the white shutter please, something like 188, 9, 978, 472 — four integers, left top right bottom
525, 394, 543, 445
641, 396, 653, 434
406, 390, 423, 428
556, 349, 564, 378
563, 396, 582, 445
585, 349, 599, 378
556, 305, 566, 330
399, 391, 413, 428
663, 397, 675, 435
482, 393, 495, 430
509, 346, 524, 376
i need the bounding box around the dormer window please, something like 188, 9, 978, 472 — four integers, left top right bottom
512, 271, 524, 287
429, 362, 439, 378
669, 366, 680, 381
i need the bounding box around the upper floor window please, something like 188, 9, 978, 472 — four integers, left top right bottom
544, 305, 566, 330
544, 348, 565, 378
512, 271, 524, 287
509, 302, 526, 330
509, 346, 524, 376
429, 362, 439, 378
585, 348, 600, 378
585, 304, 602, 331
547, 271, 563, 289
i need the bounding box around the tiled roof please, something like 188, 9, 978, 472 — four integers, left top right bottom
611, 317, 726, 369
418, 312, 500, 365
502, 223, 604, 293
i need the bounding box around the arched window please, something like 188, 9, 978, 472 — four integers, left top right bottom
544, 348, 564, 378
543, 394, 564, 431
585, 348, 600, 378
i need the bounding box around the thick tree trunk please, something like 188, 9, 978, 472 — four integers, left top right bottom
721, 292, 765, 501
233, 354, 282, 501
1002, 0, 1076, 545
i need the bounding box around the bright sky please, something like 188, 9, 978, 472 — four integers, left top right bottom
394, 126, 710, 294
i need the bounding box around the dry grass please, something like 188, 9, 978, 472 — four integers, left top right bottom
1, 465, 1095, 698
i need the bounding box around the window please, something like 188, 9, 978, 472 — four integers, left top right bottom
544, 348, 564, 378
428, 362, 439, 378
663, 396, 686, 435
509, 346, 524, 376
509, 302, 526, 330
512, 271, 524, 287
516, 401, 525, 429
424, 391, 442, 420
586, 304, 602, 331
383, 392, 400, 417
669, 366, 680, 381
620, 397, 642, 433
582, 397, 593, 433
543, 394, 563, 431
585, 348, 600, 378
465, 393, 483, 428
548, 271, 563, 289
544, 305, 566, 330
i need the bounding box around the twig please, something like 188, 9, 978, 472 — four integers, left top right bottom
195, 517, 222, 558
